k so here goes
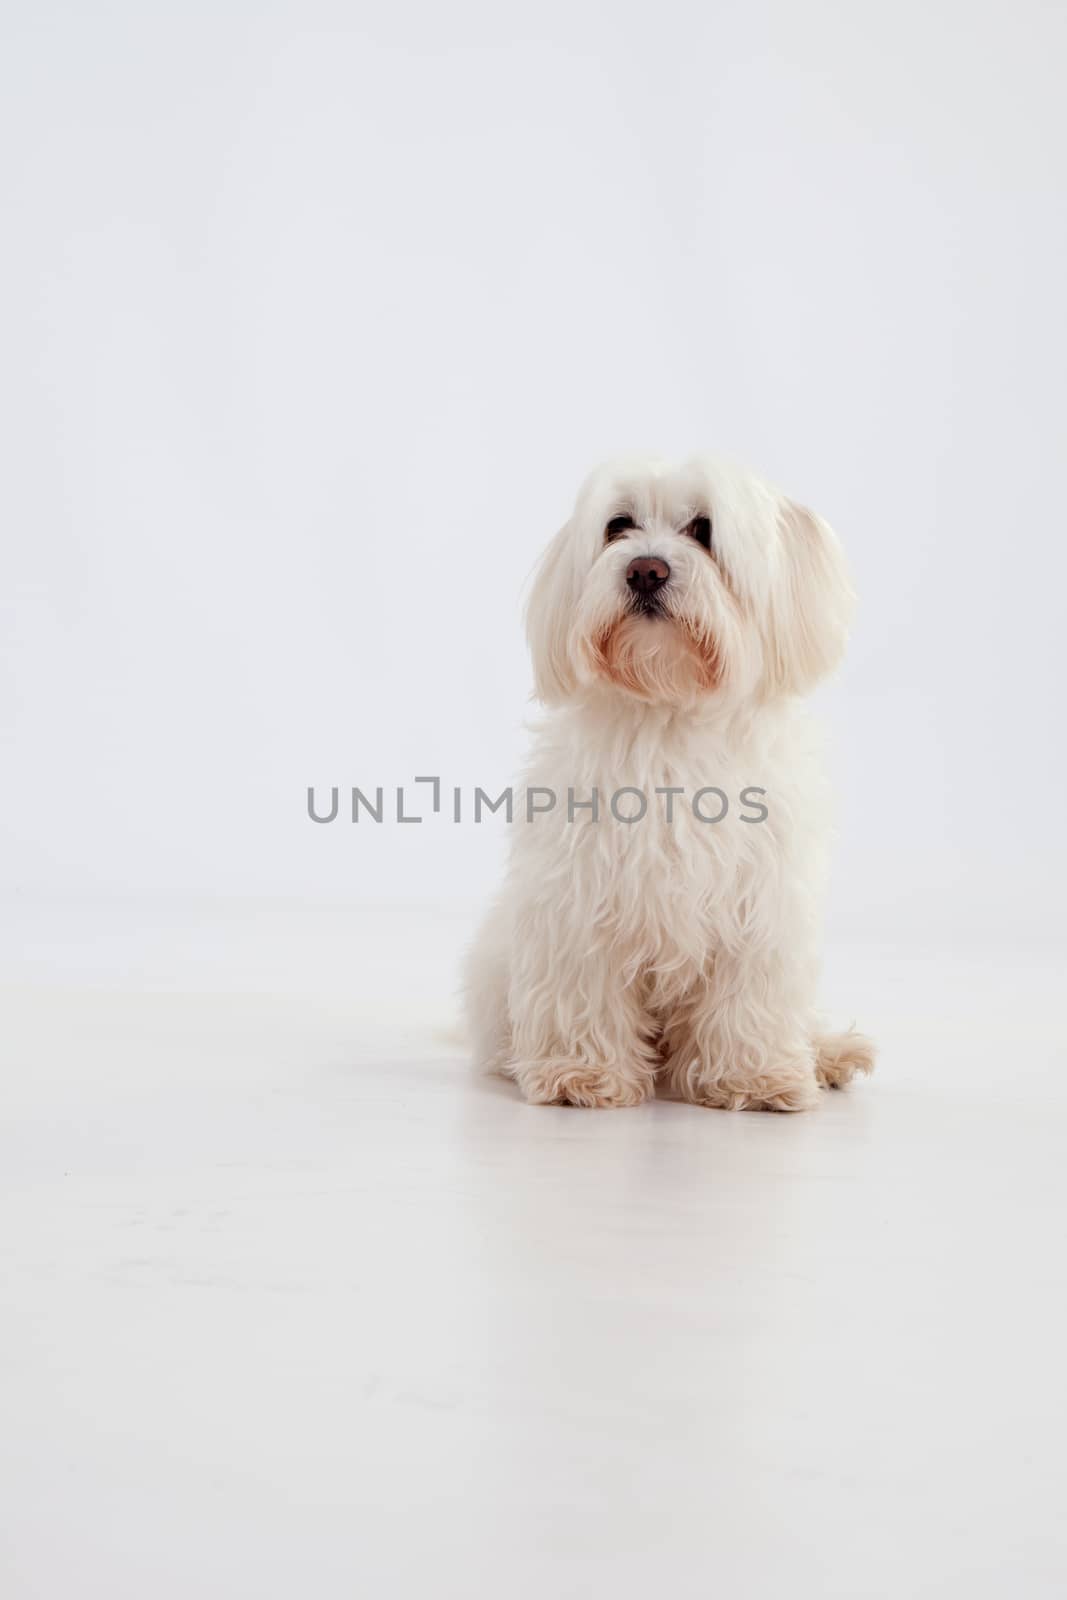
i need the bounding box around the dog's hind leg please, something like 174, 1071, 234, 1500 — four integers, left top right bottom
814, 1028, 876, 1090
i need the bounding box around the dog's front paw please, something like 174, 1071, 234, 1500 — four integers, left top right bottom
729, 1067, 820, 1113
670, 1050, 820, 1113
511, 1058, 651, 1109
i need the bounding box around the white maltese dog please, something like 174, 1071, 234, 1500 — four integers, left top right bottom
465, 455, 874, 1111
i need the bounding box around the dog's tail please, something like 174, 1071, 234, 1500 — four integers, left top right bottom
815, 1028, 876, 1090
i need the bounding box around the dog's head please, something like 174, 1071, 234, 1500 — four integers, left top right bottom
526, 456, 855, 708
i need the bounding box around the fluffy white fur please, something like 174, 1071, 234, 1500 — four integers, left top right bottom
464, 455, 874, 1111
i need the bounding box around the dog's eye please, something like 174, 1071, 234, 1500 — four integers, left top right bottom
604, 514, 637, 542
684, 515, 713, 552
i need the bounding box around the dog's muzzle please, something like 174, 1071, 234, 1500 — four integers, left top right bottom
626, 556, 670, 614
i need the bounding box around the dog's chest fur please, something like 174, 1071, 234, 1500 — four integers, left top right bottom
513, 699, 826, 999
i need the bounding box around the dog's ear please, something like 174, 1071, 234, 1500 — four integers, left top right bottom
525, 520, 580, 704
764, 500, 855, 696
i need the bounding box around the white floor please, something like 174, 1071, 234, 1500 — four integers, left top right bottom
2, 901, 1065, 1598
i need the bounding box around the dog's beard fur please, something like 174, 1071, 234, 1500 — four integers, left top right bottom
588, 614, 723, 702
463, 454, 874, 1114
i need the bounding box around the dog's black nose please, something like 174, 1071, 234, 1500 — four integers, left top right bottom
626, 557, 670, 595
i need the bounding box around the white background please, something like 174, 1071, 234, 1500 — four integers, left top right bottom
4, 10, 1067, 1597
3, 2, 1065, 936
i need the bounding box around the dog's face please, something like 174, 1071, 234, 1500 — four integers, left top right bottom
526, 456, 855, 708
